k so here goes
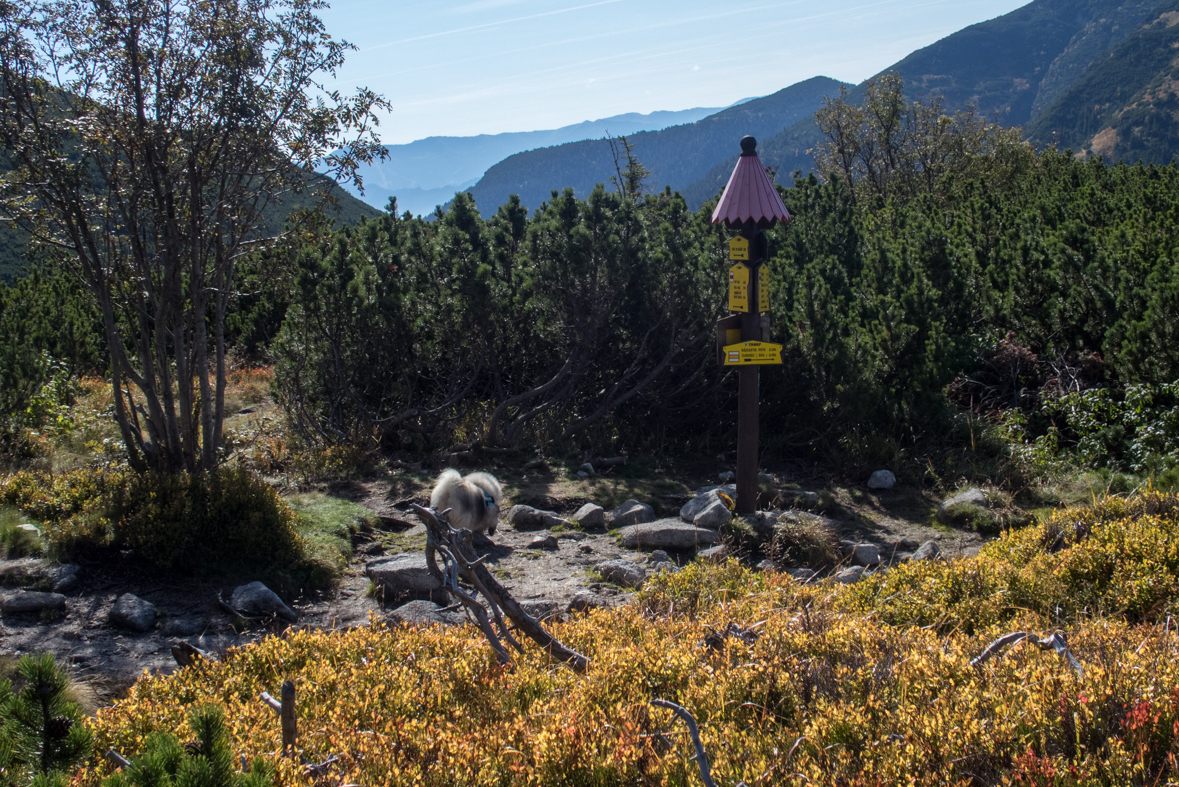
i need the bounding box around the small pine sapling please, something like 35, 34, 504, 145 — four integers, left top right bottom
102, 705, 273, 787
0, 653, 92, 787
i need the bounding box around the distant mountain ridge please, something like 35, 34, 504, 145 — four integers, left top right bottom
684, 0, 1177, 208
467, 76, 847, 217
345, 105, 727, 216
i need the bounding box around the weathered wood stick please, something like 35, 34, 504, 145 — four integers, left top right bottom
280, 680, 297, 756
412, 504, 589, 672
106, 748, 131, 768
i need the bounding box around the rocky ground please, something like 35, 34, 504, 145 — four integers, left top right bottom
0, 466, 994, 711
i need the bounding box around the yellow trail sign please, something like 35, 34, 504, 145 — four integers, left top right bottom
758, 266, 770, 312
728, 236, 749, 261
728, 263, 750, 313
723, 340, 783, 366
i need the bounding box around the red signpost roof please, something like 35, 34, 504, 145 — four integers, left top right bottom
710, 136, 790, 229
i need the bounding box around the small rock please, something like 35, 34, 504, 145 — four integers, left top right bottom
778, 490, 819, 509
229, 581, 298, 623
718, 471, 735, 483
389, 600, 462, 627
850, 543, 881, 566
579, 544, 594, 553
521, 600, 562, 621
568, 592, 613, 614
366, 554, 443, 593
577, 471, 589, 479
937, 488, 990, 524
17, 524, 41, 538
528, 535, 560, 550
161, 617, 206, 637
505, 505, 567, 531
647, 550, 672, 564
833, 566, 867, 584
578, 463, 595, 475
756, 559, 777, 572
787, 567, 817, 582
912, 540, 941, 561
616, 519, 720, 550
47, 564, 81, 594
757, 472, 775, 486
680, 491, 718, 522
696, 545, 728, 563
572, 503, 606, 528
609, 500, 656, 527
109, 593, 156, 632
238, 406, 258, 414
867, 470, 896, 490
1, 590, 66, 615
650, 560, 678, 574
594, 559, 647, 589
693, 498, 732, 530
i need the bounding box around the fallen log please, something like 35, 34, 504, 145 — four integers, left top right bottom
411, 504, 589, 672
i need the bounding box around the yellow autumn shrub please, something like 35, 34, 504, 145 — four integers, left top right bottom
75, 556, 1179, 787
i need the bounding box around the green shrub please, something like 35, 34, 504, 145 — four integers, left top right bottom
768, 512, 841, 568
109, 469, 304, 575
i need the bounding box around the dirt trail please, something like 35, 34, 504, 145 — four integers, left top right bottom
0, 466, 983, 708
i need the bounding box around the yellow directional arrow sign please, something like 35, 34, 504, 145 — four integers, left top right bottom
728, 263, 750, 313
723, 341, 783, 366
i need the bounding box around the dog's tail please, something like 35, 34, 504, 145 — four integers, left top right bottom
430, 468, 464, 510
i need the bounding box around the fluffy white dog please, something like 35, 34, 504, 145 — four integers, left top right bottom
430, 468, 503, 536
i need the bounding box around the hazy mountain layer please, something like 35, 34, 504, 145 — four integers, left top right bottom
467, 76, 846, 217
346, 106, 726, 216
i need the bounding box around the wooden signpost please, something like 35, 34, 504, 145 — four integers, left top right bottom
711, 136, 791, 514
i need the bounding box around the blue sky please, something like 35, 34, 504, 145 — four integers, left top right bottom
319, 0, 1030, 145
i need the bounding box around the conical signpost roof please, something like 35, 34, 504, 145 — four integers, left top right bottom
710, 136, 790, 229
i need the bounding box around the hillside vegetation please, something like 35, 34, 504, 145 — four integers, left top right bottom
70, 489, 1179, 786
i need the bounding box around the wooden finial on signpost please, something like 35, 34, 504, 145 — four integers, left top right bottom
711, 136, 790, 514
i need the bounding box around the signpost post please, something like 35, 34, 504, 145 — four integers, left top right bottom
711, 136, 791, 514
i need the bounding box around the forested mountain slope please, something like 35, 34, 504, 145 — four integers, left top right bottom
684, 0, 1167, 208
1026, 1, 1179, 163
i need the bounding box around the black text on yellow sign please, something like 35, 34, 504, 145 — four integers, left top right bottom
723, 340, 783, 366
757, 266, 770, 312
728, 236, 749, 261
728, 263, 750, 313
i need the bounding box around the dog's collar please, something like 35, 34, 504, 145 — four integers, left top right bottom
482, 490, 495, 508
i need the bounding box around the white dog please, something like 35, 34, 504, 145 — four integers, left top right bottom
430, 468, 503, 536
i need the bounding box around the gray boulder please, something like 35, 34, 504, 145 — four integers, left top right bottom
229, 581, 297, 623
572, 503, 606, 528
47, 564, 81, 594
867, 470, 897, 490
833, 566, 867, 584
778, 490, 820, 509
616, 519, 720, 550
850, 543, 881, 566
693, 497, 732, 529
366, 554, 443, 593
389, 600, 463, 627
609, 499, 656, 527
912, 540, 941, 561
594, 559, 647, 589
528, 535, 560, 550
646, 550, 672, 564
718, 471, 735, 483
505, 505, 565, 531
1, 590, 66, 615
696, 545, 728, 563
693, 483, 737, 499
109, 593, 156, 632
937, 488, 989, 524
568, 592, 614, 614
787, 567, 817, 582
